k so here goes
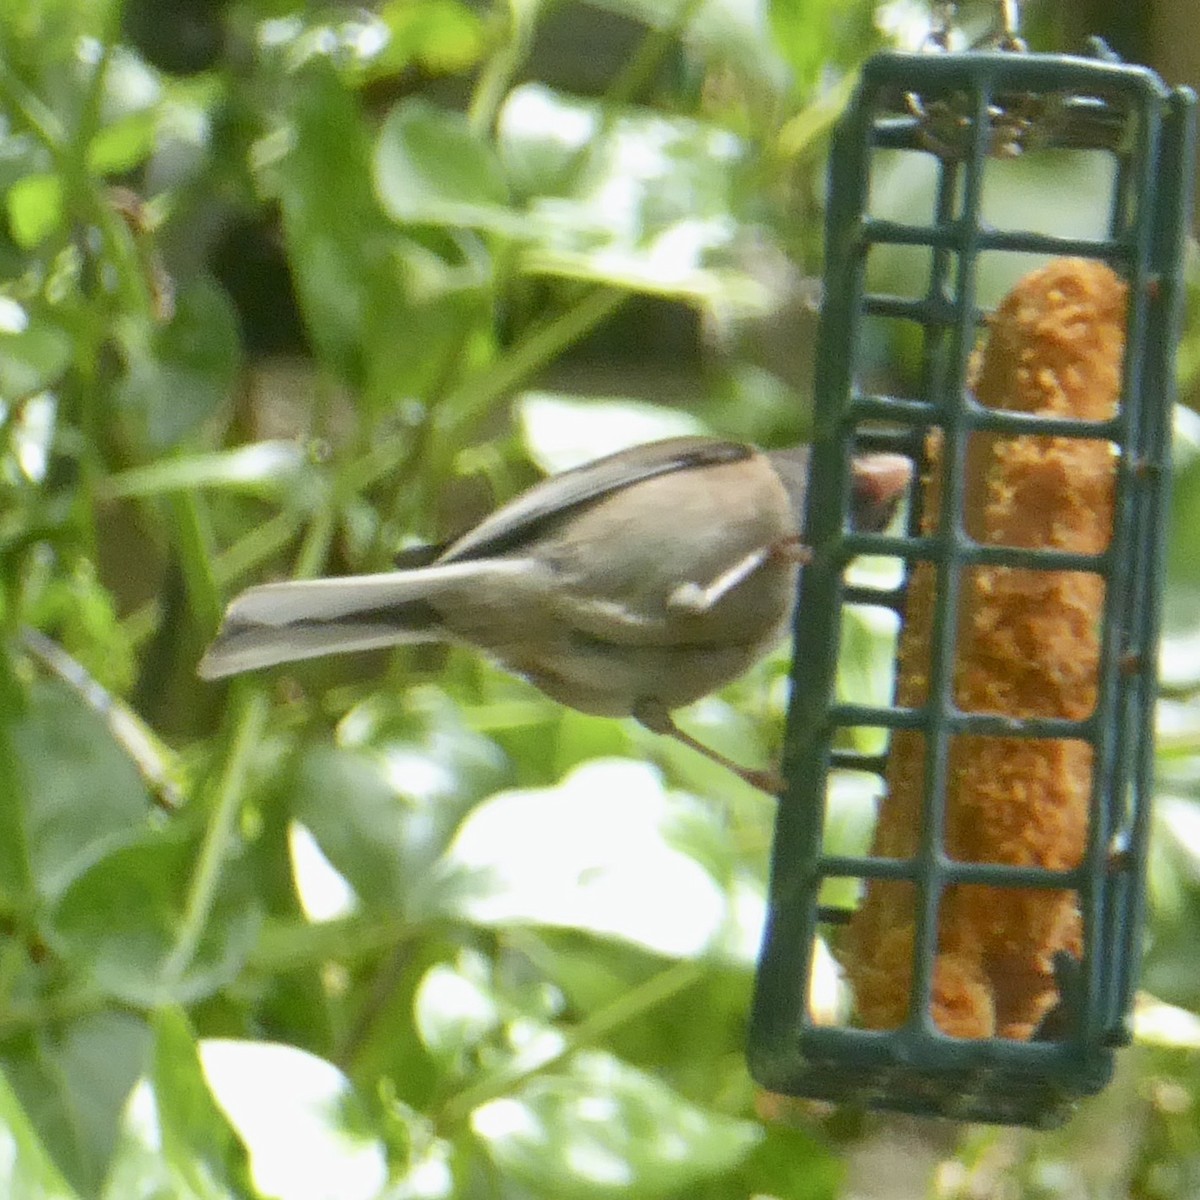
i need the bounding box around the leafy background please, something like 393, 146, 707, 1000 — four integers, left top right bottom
4, 0, 1200, 1197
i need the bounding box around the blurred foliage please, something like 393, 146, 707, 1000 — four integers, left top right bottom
1, 1, 1200, 1198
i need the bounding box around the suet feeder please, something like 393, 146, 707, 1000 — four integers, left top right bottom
750, 9, 1196, 1127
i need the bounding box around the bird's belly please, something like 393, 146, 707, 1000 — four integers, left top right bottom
500, 612, 792, 718
512, 643, 767, 716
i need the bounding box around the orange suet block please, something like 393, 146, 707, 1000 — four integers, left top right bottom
841, 258, 1125, 1039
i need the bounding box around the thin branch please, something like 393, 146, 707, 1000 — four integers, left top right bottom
161, 688, 268, 988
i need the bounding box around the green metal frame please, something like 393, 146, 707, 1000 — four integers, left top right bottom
749, 49, 1196, 1127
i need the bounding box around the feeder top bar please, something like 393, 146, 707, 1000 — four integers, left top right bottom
861, 48, 1176, 101
856, 44, 1180, 161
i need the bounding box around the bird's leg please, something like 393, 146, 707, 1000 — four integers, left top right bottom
633, 699, 785, 795
668, 536, 811, 614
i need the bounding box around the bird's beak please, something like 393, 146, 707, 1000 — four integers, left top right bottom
855, 453, 914, 500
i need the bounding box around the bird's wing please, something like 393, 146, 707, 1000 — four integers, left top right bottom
436, 436, 754, 564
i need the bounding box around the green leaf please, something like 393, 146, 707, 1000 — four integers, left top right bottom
375, 0, 486, 76
103, 1008, 258, 1200
471, 1050, 762, 1197
153, 1009, 256, 1192
5, 384, 57, 484
834, 601, 900, 756
10, 678, 151, 902
114, 275, 240, 452
197, 1040, 387, 1200
0, 320, 72, 400
820, 769, 882, 862
6, 173, 65, 248
268, 66, 494, 403
2, 1012, 151, 1197
363, 230, 494, 405
1142, 795, 1200, 1010
373, 98, 521, 234
1163, 406, 1200, 689
0, 655, 34, 908
47, 827, 262, 1005
273, 68, 409, 392
768, 0, 878, 93
101, 441, 313, 500
428, 758, 733, 956
24, 561, 141, 694
290, 745, 411, 910
0, 1064, 81, 1200
88, 109, 159, 174
294, 687, 508, 913
728, 1122, 843, 1200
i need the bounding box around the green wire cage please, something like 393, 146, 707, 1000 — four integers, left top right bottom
749, 38, 1196, 1127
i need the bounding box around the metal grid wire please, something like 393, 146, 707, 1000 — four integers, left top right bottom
749, 49, 1196, 1127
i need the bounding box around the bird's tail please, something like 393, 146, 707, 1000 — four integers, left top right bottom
197, 568, 454, 679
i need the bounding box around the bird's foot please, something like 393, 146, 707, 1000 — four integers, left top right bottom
633, 700, 784, 795
768, 534, 812, 565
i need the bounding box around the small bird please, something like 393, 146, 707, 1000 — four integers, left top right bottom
199, 437, 910, 788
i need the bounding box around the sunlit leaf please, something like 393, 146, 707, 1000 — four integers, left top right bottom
197, 1040, 387, 1200
102, 441, 313, 500
427, 758, 731, 957
472, 1050, 762, 1198
374, 98, 521, 234
293, 689, 508, 916
98, 42, 163, 124
7, 388, 57, 483
867, 150, 1117, 312
1133, 994, 1200, 1049
104, 1008, 258, 1200
821, 769, 882, 861
413, 954, 502, 1062
289, 745, 411, 910
835, 603, 900, 756
289, 822, 357, 922
497, 84, 763, 304
516, 391, 707, 473
768, 0, 878, 92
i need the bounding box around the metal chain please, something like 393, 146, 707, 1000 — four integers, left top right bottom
995, 0, 1025, 52
922, 1, 1025, 53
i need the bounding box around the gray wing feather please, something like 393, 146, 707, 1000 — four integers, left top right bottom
437, 436, 754, 564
